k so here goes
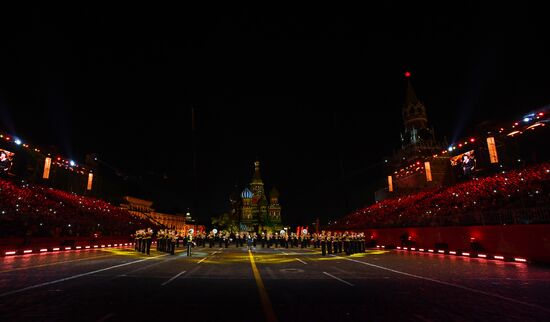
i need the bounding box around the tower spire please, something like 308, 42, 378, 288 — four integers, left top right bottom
250, 159, 265, 196
402, 72, 428, 131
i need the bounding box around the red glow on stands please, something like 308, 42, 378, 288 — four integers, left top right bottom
494, 256, 504, 260
514, 258, 527, 262
438, 250, 445, 253
411, 247, 416, 251
40, 249, 48, 252
428, 249, 434, 252
23, 250, 32, 253
405, 71, 411, 77
5, 251, 16, 255
52, 247, 60, 251
478, 254, 487, 258
75, 246, 81, 249
462, 252, 470, 256
419, 248, 425, 252
397, 246, 402, 249
403, 247, 408, 250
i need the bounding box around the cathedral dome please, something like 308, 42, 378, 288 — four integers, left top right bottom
241, 188, 253, 199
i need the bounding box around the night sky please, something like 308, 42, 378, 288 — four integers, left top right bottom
1, 4, 550, 226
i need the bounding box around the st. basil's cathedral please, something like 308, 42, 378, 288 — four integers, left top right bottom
230, 160, 282, 233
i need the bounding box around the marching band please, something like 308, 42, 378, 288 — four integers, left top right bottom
133, 228, 366, 256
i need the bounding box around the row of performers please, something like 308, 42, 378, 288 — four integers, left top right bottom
156, 229, 194, 255
134, 229, 367, 256
134, 228, 193, 255
134, 228, 153, 255
196, 231, 367, 252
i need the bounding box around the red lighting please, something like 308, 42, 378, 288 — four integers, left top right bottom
494, 256, 504, 260
40, 248, 48, 252
462, 252, 470, 256
52, 247, 60, 251
23, 250, 32, 253
5, 251, 16, 255
469, 138, 475, 143
514, 258, 527, 262
405, 71, 411, 78
539, 112, 544, 116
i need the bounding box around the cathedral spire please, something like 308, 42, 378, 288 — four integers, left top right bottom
402, 72, 428, 131
252, 159, 263, 184
250, 159, 265, 197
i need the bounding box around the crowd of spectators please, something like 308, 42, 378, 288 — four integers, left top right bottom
0, 178, 160, 238
336, 162, 550, 229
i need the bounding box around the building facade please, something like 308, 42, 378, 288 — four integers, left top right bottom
121, 196, 187, 232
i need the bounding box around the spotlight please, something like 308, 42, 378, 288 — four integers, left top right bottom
14, 138, 22, 145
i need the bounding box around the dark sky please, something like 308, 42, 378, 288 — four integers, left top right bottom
1, 3, 550, 225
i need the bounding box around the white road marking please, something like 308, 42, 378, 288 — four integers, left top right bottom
341, 256, 550, 313
323, 271, 354, 286
0, 254, 167, 298
161, 270, 187, 286
295, 258, 307, 265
